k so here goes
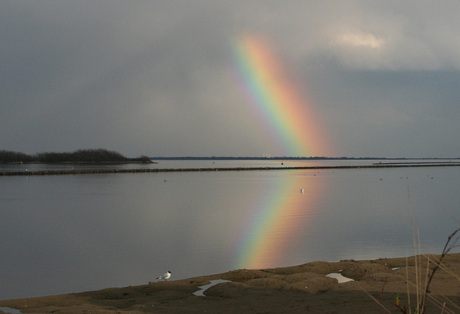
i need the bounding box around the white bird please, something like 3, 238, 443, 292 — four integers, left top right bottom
157, 271, 171, 281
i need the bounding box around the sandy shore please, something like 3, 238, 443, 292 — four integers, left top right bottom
1, 253, 459, 313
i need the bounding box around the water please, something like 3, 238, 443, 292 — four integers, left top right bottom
2, 158, 454, 172
1, 160, 459, 300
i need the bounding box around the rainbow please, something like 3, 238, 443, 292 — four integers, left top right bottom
234, 172, 325, 269
232, 34, 331, 157
230, 34, 333, 269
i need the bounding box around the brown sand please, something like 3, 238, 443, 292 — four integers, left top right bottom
1, 253, 460, 313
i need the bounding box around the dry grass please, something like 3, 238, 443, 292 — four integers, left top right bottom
369, 186, 460, 313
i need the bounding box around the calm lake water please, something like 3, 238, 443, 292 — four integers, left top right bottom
1, 159, 460, 300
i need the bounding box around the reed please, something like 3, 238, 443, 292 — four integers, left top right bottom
368, 186, 460, 313
391, 227, 460, 314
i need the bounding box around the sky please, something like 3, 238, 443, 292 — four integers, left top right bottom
1, 0, 460, 158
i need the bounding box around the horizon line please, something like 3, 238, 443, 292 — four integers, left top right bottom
149, 156, 460, 160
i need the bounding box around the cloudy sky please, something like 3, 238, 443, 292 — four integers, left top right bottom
2, 0, 460, 158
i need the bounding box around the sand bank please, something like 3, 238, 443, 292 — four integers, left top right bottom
2, 162, 460, 176
1, 253, 459, 313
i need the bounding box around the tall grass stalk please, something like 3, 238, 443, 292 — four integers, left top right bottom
394, 227, 460, 314
386, 186, 460, 313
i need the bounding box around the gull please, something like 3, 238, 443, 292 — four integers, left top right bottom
157, 271, 171, 281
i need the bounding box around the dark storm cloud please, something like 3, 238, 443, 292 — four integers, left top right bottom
1, 0, 460, 157
307, 69, 460, 157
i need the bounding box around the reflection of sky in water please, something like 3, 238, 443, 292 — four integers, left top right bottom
3, 158, 456, 172
235, 171, 327, 269
1, 165, 460, 300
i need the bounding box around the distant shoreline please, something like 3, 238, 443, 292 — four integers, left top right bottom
151, 156, 460, 160
1, 160, 155, 165
2, 162, 460, 176
0, 148, 153, 164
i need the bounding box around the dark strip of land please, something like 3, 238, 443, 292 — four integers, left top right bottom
373, 161, 460, 164
2, 162, 460, 176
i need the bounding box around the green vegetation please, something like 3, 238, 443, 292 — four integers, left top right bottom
0, 149, 152, 164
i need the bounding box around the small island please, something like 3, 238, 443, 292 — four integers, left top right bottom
0, 148, 152, 164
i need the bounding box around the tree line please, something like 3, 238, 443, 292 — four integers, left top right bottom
0, 149, 151, 163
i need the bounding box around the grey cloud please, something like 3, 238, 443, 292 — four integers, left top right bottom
1, 1, 460, 157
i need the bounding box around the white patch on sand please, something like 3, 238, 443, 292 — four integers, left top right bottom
0, 307, 21, 314
193, 279, 231, 296
326, 273, 354, 283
